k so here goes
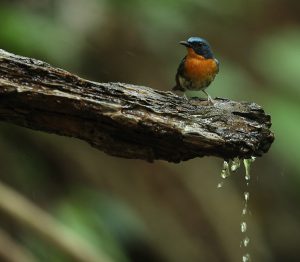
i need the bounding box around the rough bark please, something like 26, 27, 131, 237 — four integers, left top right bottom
0, 49, 274, 162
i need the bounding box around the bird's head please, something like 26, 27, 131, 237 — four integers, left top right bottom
180, 37, 214, 59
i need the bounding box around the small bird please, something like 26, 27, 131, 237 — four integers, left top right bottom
173, 37, 219, 103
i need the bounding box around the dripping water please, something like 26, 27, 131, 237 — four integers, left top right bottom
242, 253, 251, 262
217, 157, 256, 262
231, 157, 241, 172
217, 158, 241, 188
240, 157, 256, 262
244, 157, 255, 184
217, 160, 228, 188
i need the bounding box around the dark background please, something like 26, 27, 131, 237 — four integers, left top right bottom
0, 0, 300, 261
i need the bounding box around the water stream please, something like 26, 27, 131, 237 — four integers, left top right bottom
218, 157, 256, 262
241, 157, 256, 262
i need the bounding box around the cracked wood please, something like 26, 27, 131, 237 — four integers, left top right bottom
0, 49, 274, 163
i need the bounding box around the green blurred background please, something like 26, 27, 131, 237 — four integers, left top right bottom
0, 0, 300, 261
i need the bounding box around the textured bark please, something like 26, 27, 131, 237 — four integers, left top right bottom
0, 49, 274, 162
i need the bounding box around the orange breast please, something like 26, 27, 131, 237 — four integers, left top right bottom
184, 48, 218, 82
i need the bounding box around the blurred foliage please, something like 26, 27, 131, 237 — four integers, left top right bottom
0, 6, 78, 66
0, 0, 300, 261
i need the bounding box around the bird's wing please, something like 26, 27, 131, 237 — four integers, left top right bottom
173, 56, 186, 91
214, 58, 220, 73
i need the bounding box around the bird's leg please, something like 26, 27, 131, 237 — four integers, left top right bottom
183, 93, 189, 100
202, 90, 214, 105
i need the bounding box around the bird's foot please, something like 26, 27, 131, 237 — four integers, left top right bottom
207, 95, 214, 105
202, 90, 214, 105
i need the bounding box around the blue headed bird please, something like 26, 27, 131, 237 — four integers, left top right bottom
173, 37, 219, 103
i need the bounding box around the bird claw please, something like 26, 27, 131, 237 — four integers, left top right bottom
203, 90, 214, 105
207, 95, 214, 105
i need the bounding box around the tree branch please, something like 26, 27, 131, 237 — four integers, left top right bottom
0, 49, 274, 162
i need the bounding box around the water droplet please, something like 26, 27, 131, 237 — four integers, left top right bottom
242, 253, 251, 262
242, 208, 247, 215
217, 160, 231, 189
230, 157, 241, 172
243, 157, 256, 181
244, 192, 249, 201
220, 160, 230, 178
243, 160, 251, 180
243, 237, 250, 247
217, 182, 223, 188
241, 222, 247, 233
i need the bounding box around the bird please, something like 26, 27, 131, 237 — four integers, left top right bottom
173, 37, 219, 103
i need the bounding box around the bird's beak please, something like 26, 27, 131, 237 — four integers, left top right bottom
179, 41, 191, 47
